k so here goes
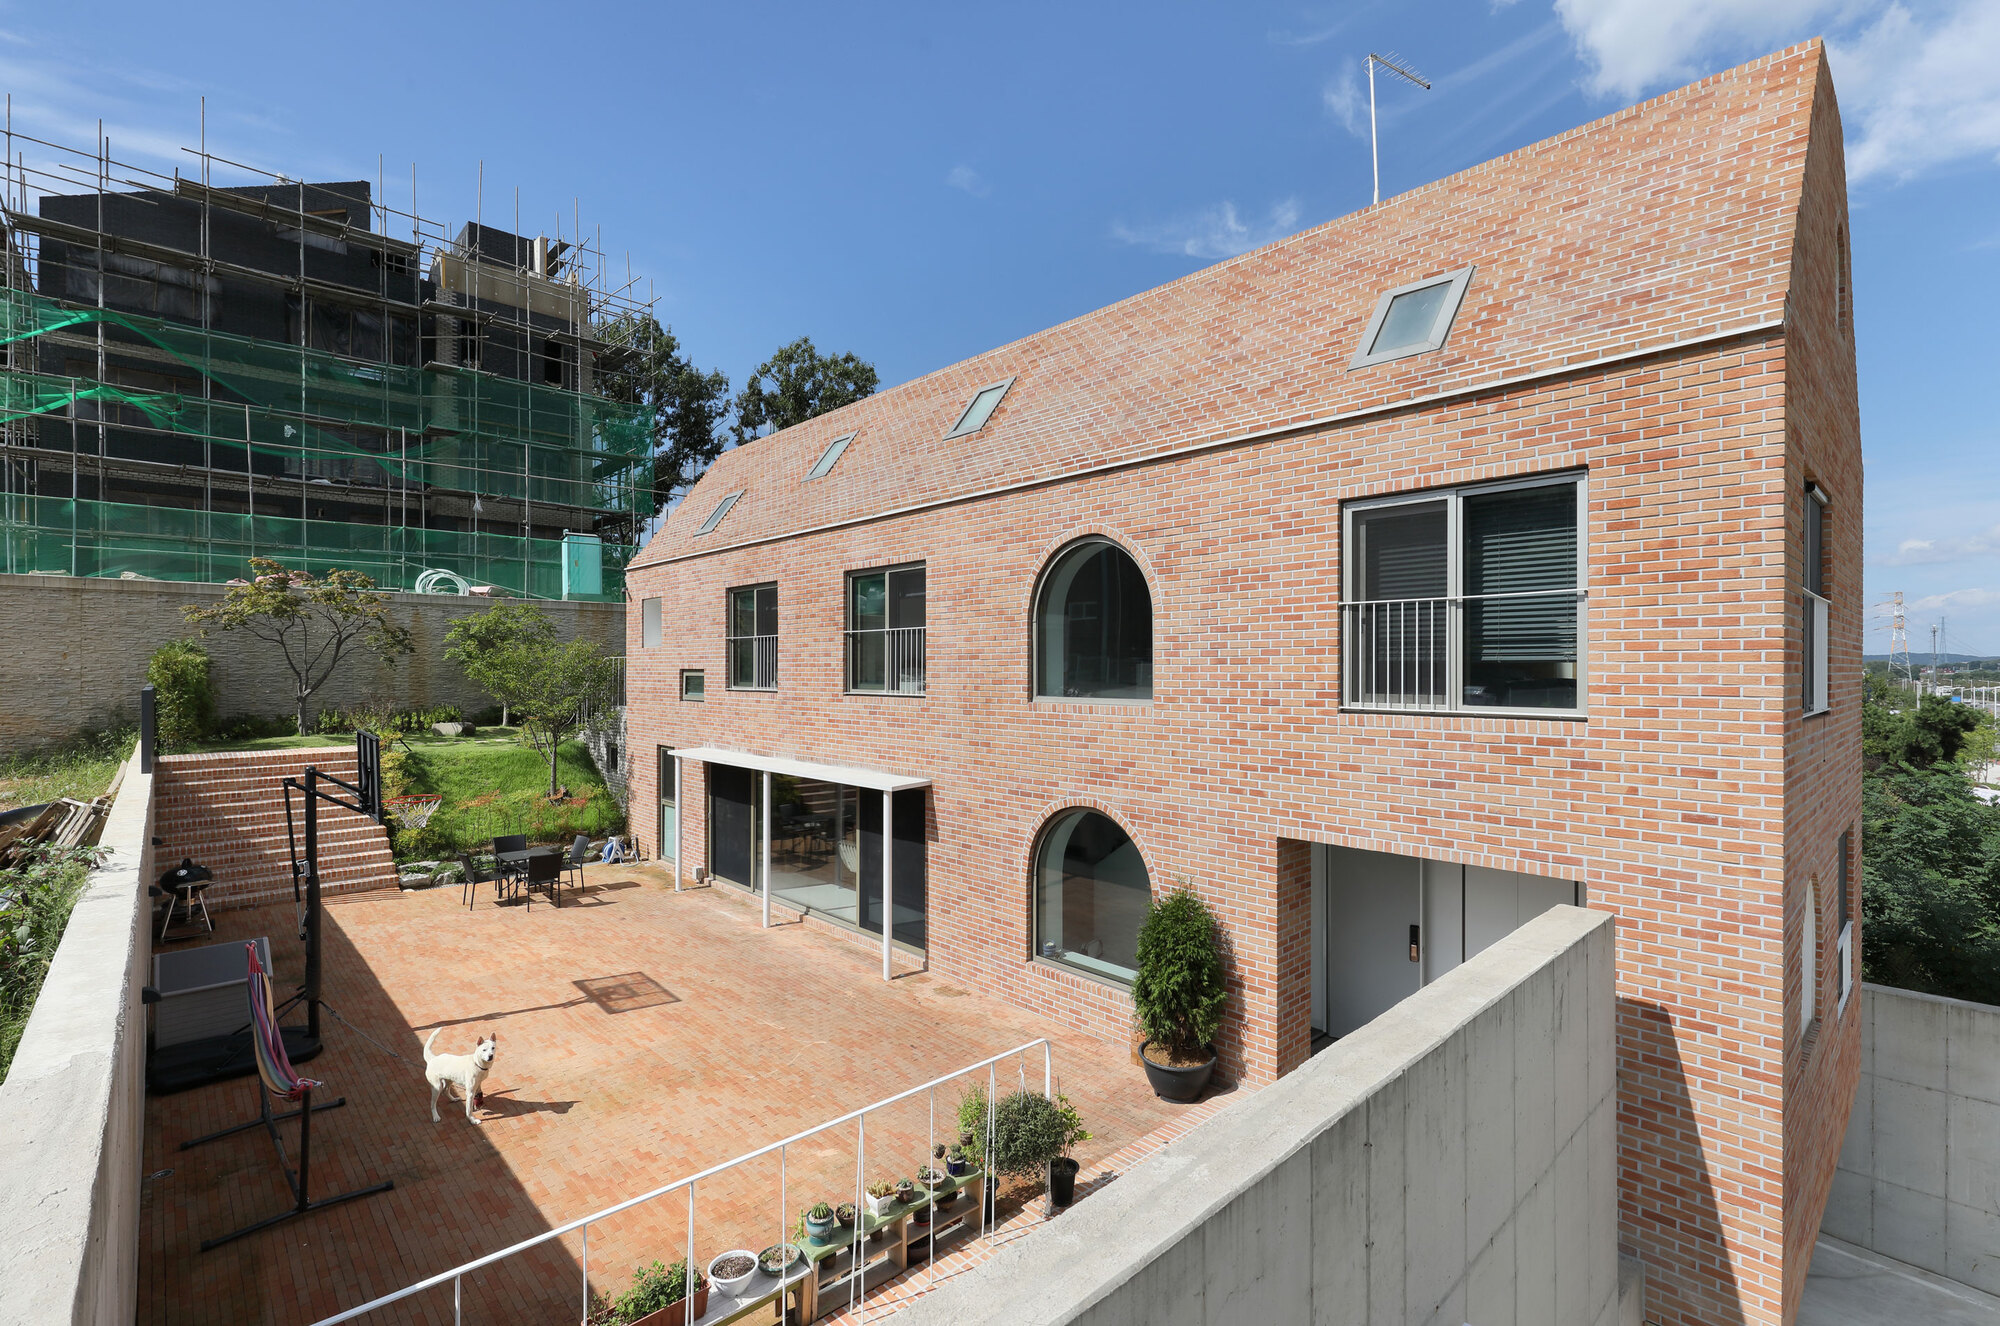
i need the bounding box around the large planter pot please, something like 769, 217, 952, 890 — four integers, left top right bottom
803, 1211, 836, 1245
707, 1250, 758, 1298
1140, 1044, 1217, 1102
627, 1285, 710, 1326
1048, 1156, 1080, 1209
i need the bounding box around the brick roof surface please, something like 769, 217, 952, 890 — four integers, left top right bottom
635, 41, 1824, 566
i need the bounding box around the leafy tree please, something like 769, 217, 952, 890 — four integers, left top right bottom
596, 312, 732, 515
443, 601, 556, 727
1865, 693, 1985, 769
445, 603, 619, 797
184, 559, 413, 736
731, 336, 879, 446
146, 638, 216, 752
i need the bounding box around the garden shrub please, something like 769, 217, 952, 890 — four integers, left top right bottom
146, 638, 216, 751
1131, 884, 1227, 1058
988, 1089, 1065, 1180
0, 846, 100, 1080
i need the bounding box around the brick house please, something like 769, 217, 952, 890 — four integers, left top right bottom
623, 41, 1860, 1326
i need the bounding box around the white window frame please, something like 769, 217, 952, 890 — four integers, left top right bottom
1341, 470, 1588, 718
944, 376, 1015, 439
1350, 265, 1476, 369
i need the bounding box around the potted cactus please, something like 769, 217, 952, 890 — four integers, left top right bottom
864, 1179, 899, 1220
802, 1202, 836, 1246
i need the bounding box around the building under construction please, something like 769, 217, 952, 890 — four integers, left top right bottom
0, 126, 656, 600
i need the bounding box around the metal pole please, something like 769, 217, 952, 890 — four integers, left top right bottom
581, 1224, 589, 1322
881, 789, 893, 981
672, 753, 682, 890
1368, 57, 1379, 205
304, 767, 321, 1042
761, 769, 772, 927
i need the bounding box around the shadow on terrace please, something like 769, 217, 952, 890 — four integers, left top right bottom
140, 860, 1208, 1325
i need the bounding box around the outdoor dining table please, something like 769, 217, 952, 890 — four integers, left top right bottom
494, 847, 559, 896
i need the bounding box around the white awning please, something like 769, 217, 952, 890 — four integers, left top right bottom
672, 746, 930, 794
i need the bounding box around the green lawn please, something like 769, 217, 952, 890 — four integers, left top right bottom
0, 728, 132, 812
388, 734, 622, 860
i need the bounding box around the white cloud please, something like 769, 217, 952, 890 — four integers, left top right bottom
1552, 0, 1840, 99
1828, 3, 2000, 182
1885, 524, 2000, 567
1111, 198, 1305, 261
1551, 0, 2000, 185
1907, 587, 2000, 613
1323, 65, 1364, 136
945, 164, 990, 197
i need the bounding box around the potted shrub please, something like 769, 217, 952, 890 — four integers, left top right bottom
1131, 884, 1227, 1101
802, 1202, 836, 1246
1047, 1092, 1092, 1210
989, 1089, 1066, 1202
605, 1258, 708, 1326
864, 1179, 899, 1220
706, 1250, 758, 1299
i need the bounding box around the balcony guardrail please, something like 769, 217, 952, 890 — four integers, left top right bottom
847, 625, 926, 695
1343, 597, 1449, 710
311, 1038, 1053, 1326
728, 633, 778, 690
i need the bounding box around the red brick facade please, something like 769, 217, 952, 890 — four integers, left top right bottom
623, 43, 1859, 1326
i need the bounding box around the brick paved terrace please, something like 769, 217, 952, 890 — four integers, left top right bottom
140, 862, 1226, 1325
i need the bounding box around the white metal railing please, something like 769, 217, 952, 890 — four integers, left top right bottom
846, 626, 926, 695
728, 633, 778, 690
311, 1038, 1053, 1326
1343, 597, 1449, 710
1805, 590, 1829, 715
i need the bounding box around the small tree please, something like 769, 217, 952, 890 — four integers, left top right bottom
731, 336, 878, 446
1131, 884, 1227, 1060
146, 638, 216, 752
184, 559, 413, 736
443, 602, 557, 727
449, 603, 619, 798
988, 1089, 1066, 1181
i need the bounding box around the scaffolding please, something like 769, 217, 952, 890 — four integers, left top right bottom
0, 109, 657, 601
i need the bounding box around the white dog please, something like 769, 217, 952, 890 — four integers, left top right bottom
423, 1029, 497, 1125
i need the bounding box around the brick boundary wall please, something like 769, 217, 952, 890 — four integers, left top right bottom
0, 573, 622, 756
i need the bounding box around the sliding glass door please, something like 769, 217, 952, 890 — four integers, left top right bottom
707, 763, 762, 890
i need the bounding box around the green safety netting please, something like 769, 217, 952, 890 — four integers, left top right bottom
0, 284, 654, 597
1, 495, 625, 601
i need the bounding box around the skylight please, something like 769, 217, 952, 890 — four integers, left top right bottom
806, 432, 856, 480
1351, 266, 1475, 369
944, 377, 1014, 439
695, 491, 742, 536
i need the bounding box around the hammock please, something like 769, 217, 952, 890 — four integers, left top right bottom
245, 944, 320, 1102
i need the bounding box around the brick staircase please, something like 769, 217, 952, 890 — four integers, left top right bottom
153, 746, 398, 912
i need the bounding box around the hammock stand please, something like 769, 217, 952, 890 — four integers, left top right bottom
183, 756, 393, 1251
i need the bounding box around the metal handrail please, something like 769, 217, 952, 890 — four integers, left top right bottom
310, 1036, 1053, 1325
727, 632, 778, 689
846, 625, 926, 695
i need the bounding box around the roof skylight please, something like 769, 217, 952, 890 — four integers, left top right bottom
805, 432, 856, 480
1351, 266, 1475, 368
694, 491, 742, 536
944, 377, 1014, 439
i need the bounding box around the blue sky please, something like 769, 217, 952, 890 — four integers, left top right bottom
6, 1, 1998, 654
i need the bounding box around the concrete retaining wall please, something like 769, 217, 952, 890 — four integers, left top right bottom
0, 572, 623, 755
0, 748, 153, 1326
1823, 983, 2000, 1294
896, 905, 1622, 1326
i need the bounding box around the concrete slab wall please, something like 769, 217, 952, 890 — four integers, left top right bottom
1822, 983, 2000, 1295
895, 905, 1621, 1326
0, 748, 153, 1325
0, 572, 622, 756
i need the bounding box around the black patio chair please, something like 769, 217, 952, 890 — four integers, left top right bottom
564, 834, 591, 896
492, 834, 528, 887
522, 850, 563, 912
457, 855, 498, 910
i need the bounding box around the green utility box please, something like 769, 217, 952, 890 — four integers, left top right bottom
562, 532, 603, 600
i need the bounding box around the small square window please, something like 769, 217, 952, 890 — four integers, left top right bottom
944, 378, 1014, 439
1350, 266, 1475, 368
694, 491, 742, 536
680, 669, 705, 701
806, 432, 856, 480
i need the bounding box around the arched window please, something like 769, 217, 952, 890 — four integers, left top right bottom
1034, 539, 1153, 699
1033, 809, 1152, 982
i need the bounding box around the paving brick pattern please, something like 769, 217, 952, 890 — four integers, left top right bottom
139, 861, 1210, 1325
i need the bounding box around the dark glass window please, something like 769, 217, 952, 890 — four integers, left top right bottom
1033, 810, 1151, 983
727, 584, 778, 689
1035, 541, 1153, 700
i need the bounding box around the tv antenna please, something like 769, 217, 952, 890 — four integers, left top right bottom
1367, 52, 1431, 205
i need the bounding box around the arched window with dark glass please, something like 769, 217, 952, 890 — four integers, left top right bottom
1034, 539, 1153, 700
1033, 809, 1152, 982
